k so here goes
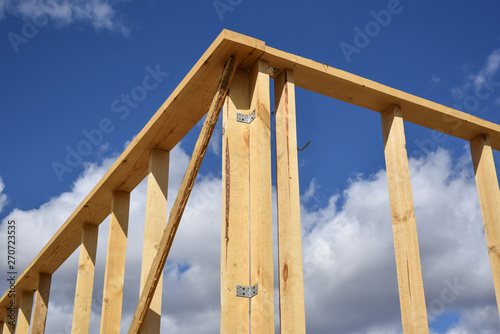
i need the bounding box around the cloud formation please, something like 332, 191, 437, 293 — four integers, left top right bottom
0, 177, 7, 214
0, 144, 499, 333
450, 48, 500, 114
1, 0, 129, 35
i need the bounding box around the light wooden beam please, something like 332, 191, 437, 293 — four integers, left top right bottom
6, 29, 500, 314
71, 223, 99, 334
249, 59, 274, 333
470, 134, 500, 317
2, 312, 15, 334
381, 105, 429, 334
100, 191, 130, 334
16, 291, 34, 334
140, 149, 170, 334
221, 68, 251, 334
0, 30, 263, 313
274, 69, 306, 334
31, 273, 52, 334
128, 56, 238, 334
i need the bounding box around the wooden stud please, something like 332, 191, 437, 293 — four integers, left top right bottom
31, 273, 52, 334
470, 134, 500, 317
129, 56, 238, 334
100, 191, 130, 334
16, 291, 34, 334
249, 59, 274, 333
381, 105, 429, 334
274, 69, 306, 334
0, 321, 3, 334
7, 30, 500, 313
221, 68, 251, 334
2, 312, 16, 334
140, 149, 170, 334
71, 223, 99, 334
8, 30, 500, 313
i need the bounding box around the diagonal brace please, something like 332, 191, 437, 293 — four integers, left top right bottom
127, 56, 238, 334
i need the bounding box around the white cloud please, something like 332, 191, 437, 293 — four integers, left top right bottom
2, 0, 129, 35
0, 177, 7, 214
0, 145, 499, 333
473, 50, 500, 90
444, 306, 500, 334
450, 49, 500, 112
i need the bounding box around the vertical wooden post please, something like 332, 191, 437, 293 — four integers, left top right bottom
16, 291, 34, 334
31, 273, 52, 334
71, 223, 99, 334
249, 59, 274, 333
274, 69, 306, 334
140, 149, 169, 334
221, 68, 251, 334
0, 321, 3, 334
381, 105, 429, 334
470, 134, 500, 317
2, 312, 16, 334
100, 191, 130, 333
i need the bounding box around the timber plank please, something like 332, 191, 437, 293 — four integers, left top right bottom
100, 191, 130, 334
71, 224, 99, 334
220, 68, 251, 334
15, 291, 34, 334
128, 57, 238, 334
381, 105, 429, 334
274, 69, 306, 334
470, 134, 500, 318
31, 273, 52, 334
249, 60, 274, 333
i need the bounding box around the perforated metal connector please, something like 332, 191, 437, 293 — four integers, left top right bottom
236, 109, 256, 124
236, 284, 258, 298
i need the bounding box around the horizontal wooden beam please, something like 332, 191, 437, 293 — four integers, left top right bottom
260, 46, 500, 149
3, 29, 500, 316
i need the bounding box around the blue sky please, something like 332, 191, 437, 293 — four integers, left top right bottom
1, 1, 500, 333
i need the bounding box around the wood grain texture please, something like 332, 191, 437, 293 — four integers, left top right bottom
71, 223, 99, 334
0, 30, 263, 315
100, 191, 130, 334
274, 69, 306, 334
128, 57, 238, 334
31, 273, 52, 334
249, 60, 274, 334
381, 105, 429, 334
220, 68, 251, 334
4, 29, 500, 317
15, 291, 34, 334
140, 149, 169, 334
470, 134, 500, 318
2, 313, 15, 334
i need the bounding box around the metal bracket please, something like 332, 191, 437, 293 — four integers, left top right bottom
236, 283, 258, 298
268, 66, 280, 77
236, 109, 256, 124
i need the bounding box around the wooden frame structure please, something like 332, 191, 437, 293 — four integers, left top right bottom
1, 29, 500, 333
